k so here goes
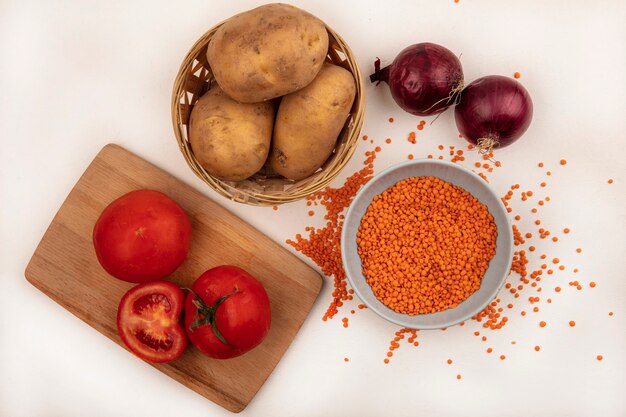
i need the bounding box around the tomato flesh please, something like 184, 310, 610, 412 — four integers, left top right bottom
93, 189, 192, 283
117, 281, 187, 363
185, 265, 271, 359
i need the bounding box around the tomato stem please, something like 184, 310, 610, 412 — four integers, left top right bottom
187, 288, 239, 348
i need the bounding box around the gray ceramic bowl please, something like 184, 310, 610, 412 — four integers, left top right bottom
341, 159, 513, 329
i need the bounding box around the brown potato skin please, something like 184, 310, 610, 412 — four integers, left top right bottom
189, 87, 274, 182
207, 3, 329, 103
270, 64, 356, 181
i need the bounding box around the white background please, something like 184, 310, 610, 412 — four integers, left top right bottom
1, 0, 625, 416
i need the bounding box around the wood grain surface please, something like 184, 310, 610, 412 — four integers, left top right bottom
24, 144, 323, 413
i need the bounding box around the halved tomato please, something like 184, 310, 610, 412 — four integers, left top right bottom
117, 281, 187, 363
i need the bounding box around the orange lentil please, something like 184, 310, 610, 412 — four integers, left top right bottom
553, 258, 560, 264
563, 228, 570, 234
438, 145, 444, 150
362, 135, 368, 141
385, 138, 392, 144
514, 72, 521, 79
375, 146, 381, 152
417, 124, 424, 131
546, 171, 551, 176
408, 154, 414, 160
521, 311, 526, 316
388, 117, 394, 123
288, 149, 379, 321
344, 357, 349, 362
487, 347, 493, 353
573, 268, 579, 273
500, 355, 506, 360
552, 237, 558, 242
589, 282, 596, 288
597, 355, 603, 361
531, 208, 538, 213
357, 176, 497, 315
529, 246, 536, 251
559, 265, 565, 271
456, 374, 462, 379
539, 321, 546, 327
272, 205, 278, 211
609, 312, 614, 316
560, 159, 567, 165
447, 359, 453, 364
569, 321, 576, 327
608, 179, 613, 184
308, 210, 314, 216
576, 248, 582, 253
535, 345, 541, 351
384, 358, 390, 364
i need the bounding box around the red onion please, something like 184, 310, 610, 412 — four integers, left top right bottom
455, 75, 533, 152
370, 43, 464, 116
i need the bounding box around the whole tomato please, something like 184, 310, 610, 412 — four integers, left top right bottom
117, 281, 188, 363
185, 265, 271, 359
93, 189, 192, 283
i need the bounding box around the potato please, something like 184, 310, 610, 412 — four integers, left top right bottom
270, 63, 356, 181
189, 87, 274, 182
206, 3, 329, 103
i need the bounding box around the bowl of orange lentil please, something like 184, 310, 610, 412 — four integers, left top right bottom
341, 159, 513, 329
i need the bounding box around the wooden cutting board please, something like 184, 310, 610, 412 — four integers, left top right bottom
24, 144, 322, 413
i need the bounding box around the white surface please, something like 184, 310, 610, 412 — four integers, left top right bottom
1, 0, 624, 416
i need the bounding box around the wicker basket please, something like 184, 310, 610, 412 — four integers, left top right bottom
171, 19, 365, 206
